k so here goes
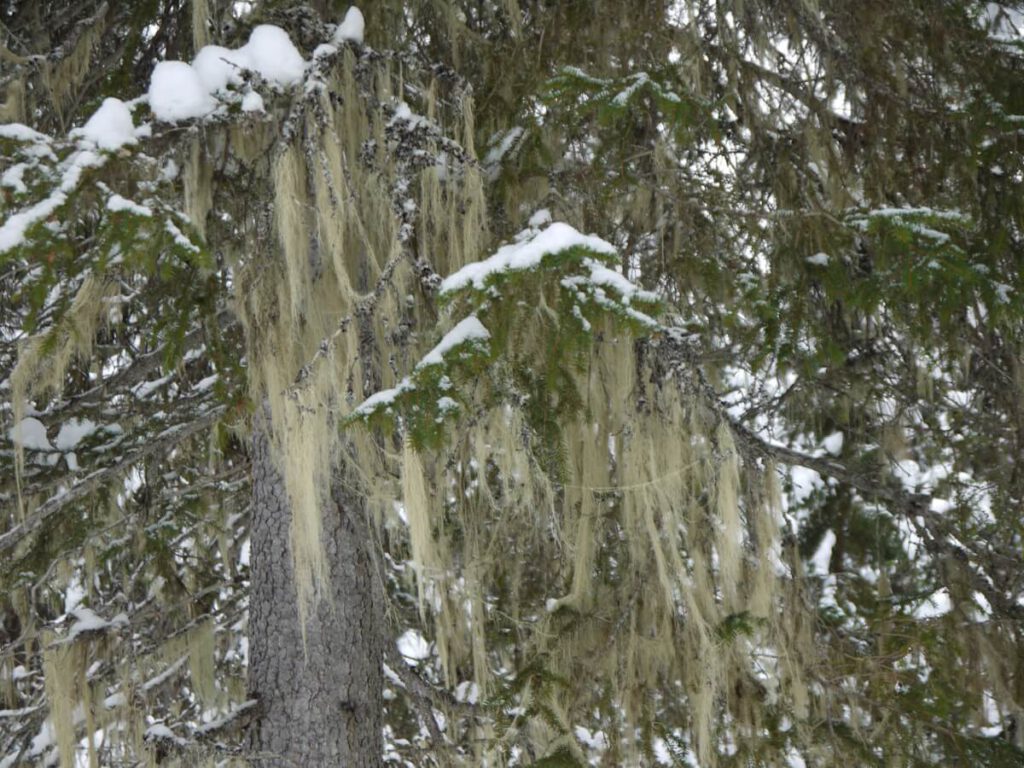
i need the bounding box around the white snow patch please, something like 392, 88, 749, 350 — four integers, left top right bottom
148, 61, 218, 121
821, 431, 844, 455
192, 45, 249, 93
440, 222, 616, 293
9, 417, 52, 451
241, 90, 265, 113
351, 377, 411, 416
0, 123, 50, 143
28, 719, 57, 757
436, 396, 459, 415
0, 706, 42, 721
161, 159, 179, 181
142, 655, 189, 692
859, 206, 967, 222
238, 538, 251, 567
789, 465, 824, 505
416, 316, 490, 369
1, 163, 28, 194
396, 629, 431, 662
785, 748, 808, 768
582, 260, 657, 304
810, 529, 835, 576
334, 6, 366, 44
653, 738, 674, 765
914, 588, 952, 619
353, 317, 491, 417
107, 194, 152, 217
894, 459, 952, 494
806, 252, 830, 266
972, 591, 993, 618
63, 580, 86, 614
611, 71, 650, 105
907, 223, 951, 244
454, 681, 480, 704
148, 25, 302, 122
55, 418, 97, 451
0, 147, 105, 254
10, 666, 30, 681
67, 608, 128, 640
528, 208, 552, 228
574, 725, 609, 751
484, 125, 525, 169
389, 101, 427, 128
194, 374, 219, 391
241, 25, 305, 86
132, 374, 172, 399
165, 219, 199, 252
103, 693, 127, 710
313, 43, 338, 59
144, 724, 186, 745
74, 98, 137, 151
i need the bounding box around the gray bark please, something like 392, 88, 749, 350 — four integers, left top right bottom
247, 426, 383, 767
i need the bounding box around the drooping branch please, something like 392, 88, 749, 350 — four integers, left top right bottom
0, 403, 226, 557
653, 329, 1024, 621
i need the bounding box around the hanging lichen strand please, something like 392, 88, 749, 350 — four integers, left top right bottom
233, 47, 486, 630
381, 293, 816, 763
10, 273, 118, 513
334, 170, 816, 761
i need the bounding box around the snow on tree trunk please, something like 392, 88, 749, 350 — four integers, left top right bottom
247, 423, 383, 766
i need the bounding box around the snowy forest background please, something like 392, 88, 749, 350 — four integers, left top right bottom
2, 0, 1024, 766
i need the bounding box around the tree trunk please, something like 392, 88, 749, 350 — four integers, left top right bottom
247, 426, 383, 767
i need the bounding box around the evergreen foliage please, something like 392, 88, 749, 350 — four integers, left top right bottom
2, 1, 1024, 766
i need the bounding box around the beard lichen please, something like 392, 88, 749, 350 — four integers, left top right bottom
42, 633, 84, 768
10, 273, 116, 514
401, 441, 445, 625
184, 136, 214, 241
221, 42, 813, 765
0, 76, 25, 124
191, 0, 210, 50
233, 50, 492, 638
383, 320, 813, 764
42, 15, 103, 127
186, 619, 219, 709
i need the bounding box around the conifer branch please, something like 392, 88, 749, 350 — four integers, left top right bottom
0, 404, 226, 557
655, 330, 1024, 622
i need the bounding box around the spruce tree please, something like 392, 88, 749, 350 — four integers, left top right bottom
2, 1, 1023, 766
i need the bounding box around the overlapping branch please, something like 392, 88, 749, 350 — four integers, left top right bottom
654, 329, 1024, 621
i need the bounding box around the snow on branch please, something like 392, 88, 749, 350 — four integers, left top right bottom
350, 218, 662, 446
348, 315, 491, 438
0, 404, 227, 557
441, 217, 661, 329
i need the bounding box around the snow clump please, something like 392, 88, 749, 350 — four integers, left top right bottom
9, 417, 52, 451
440, 222, 617, 293
242, 25, 305, 85
334, 7, 366, 44
148, 24, 305, 122
73, 98, 138, 151
192, 45, 250, 92
148, 61, 218, 122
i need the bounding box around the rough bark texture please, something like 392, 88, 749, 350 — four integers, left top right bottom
247, 426, 384, 767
